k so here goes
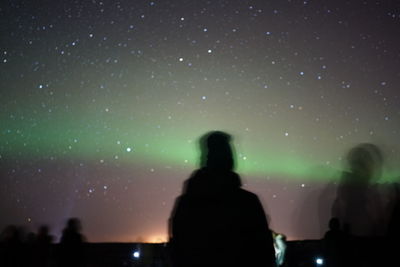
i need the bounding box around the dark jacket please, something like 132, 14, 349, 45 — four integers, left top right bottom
170, 168, 275, 267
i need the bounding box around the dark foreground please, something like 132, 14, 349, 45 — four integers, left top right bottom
0, 240, 323, 267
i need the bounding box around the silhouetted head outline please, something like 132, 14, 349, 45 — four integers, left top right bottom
328, 217, 340, 231
199, 131, 235, 171
66, 218, 81, 232
346, 143, 383, 181
1, 225, 19, 242
38, 225, 49, 236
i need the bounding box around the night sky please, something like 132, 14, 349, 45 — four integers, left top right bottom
1, 0, 400, 242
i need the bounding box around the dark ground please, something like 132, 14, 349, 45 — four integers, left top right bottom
0, 240, 323, 267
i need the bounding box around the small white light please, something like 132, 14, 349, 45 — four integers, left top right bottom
316, 257, 324, 265
133, 251, 140, 259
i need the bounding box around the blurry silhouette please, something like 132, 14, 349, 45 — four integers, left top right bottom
26, 231, 37, 244
58, 218, 86, 267
0, 225, 23, 267
169, 131, 275, 267
295, 186, 333, 240
272, 231, 287, 266
332, 143, 385, 237
26, 231, 37, 265
34, 225, 53, 267
37, 225, 53, 245
294, 164, 338, 241
318, 181, 338, 237
331, 143, 386, 267
322, 217, 347, 267
386, 181, 400, 266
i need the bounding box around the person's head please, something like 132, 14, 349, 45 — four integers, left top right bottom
38, 225, 49, 236
1, 225, 18, 242
328, 217, 340, 231
346, 143, 383, 181
199, 131, 234, 171
66, 218, 81, 232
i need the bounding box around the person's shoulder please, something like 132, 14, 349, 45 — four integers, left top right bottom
237, 188, 259, 200
181, 168, 211, 195
185, 168, 205, 184
188, 168, 208, 180
227, 170, 241, 180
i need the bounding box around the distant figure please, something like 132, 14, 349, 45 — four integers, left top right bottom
169, 131, 275, 267
59, 218, 86, 267
37, 225, 53, 245
331, 143, 385, 267
332, 143, 385, 236
26, 231, 37, 244
272, 231, 287, 266
26, 231, 37, 265
322, 218, 347, 267
34, 225, 53, 267
386, 181, 400, 266
0, 225, 23, 267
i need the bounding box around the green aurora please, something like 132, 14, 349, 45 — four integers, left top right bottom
2, 110, 399, 182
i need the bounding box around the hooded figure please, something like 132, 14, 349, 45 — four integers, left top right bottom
169, 131, 275, 267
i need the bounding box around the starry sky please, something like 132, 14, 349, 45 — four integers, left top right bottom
1, 0, 400, 242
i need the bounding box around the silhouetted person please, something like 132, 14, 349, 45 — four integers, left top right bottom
323, 217, 347, 267
26, 231, 37, 265
331, 143, 385, 267
169, 131, 275, 267
386, 181, 400, 266
332, 143, 385, 237
0, 225, 24, 267
34, 225, 53, 267
58, 218, 86, 267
